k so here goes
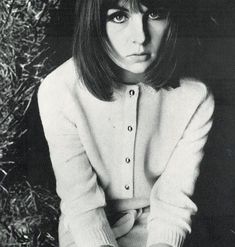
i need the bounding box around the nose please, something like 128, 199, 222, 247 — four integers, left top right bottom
130, 14, 147, 45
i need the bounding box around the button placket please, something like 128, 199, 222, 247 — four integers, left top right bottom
121, 86, 139, 197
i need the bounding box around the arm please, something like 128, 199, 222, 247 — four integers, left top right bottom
147, 90, 214, 247
38, 80, 117, 247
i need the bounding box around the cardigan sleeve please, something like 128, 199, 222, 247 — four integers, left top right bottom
147, 89, 214, 247
37, 79, 118, 247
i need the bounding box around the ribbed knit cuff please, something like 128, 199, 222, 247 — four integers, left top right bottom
67, 208, 118, 247
147, 221, 186, 247
73, 223, 118, 247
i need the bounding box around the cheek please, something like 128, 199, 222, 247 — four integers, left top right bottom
149, 22, 168, 49
106, 24, 128, 55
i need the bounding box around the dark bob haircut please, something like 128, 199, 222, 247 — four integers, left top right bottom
73, 0, 199, 101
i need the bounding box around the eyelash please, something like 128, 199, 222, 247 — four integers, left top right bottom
107, 9, 168, 24
148, 9, 168, 20
107, 11, 128, 24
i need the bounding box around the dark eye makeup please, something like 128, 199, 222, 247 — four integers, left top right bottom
106, 6, 168, 24
106, 10, 128, 23
146, 7, 168, 20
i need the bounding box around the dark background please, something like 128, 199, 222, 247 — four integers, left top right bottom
17, 0, 235, 246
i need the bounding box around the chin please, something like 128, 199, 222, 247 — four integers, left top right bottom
126, 63, 150, 74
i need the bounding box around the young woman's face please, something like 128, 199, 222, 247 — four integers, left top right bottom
106, 1, 169, 79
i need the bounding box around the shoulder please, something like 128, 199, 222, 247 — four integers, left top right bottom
180, 78, 214, 111
38, 58, 80, 105
160, 78, 214, 127
165, 78, 214, 110
178, 78, 209, 101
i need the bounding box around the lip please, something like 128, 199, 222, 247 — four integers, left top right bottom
127, 53, 150, 62
127, 52, 149, 56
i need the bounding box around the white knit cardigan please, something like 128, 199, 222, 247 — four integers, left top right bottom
38, 58, 214, 247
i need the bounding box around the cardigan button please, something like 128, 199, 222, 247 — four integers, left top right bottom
127, 126, 133, 132
129, 90, 135, 96
125, 157, 131, 163
125, 185, 130, 190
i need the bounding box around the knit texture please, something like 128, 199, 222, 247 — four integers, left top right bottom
38, 58, 214, 247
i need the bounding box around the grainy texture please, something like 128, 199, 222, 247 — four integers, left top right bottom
0, 0, 61, 246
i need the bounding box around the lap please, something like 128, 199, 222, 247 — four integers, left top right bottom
58, 210, 148, 247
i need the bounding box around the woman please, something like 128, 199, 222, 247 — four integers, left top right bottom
38, 0, 214, 246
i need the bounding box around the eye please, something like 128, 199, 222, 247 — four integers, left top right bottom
148, 8, 168, 20
107, 11, 128, 24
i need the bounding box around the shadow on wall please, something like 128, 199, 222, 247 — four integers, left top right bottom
16, 1, 235, 246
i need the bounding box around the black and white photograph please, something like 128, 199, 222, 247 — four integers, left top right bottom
0, 0, 235, 246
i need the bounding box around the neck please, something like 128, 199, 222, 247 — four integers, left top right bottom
122, 70, 144, 84
114, 65, 144, 84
